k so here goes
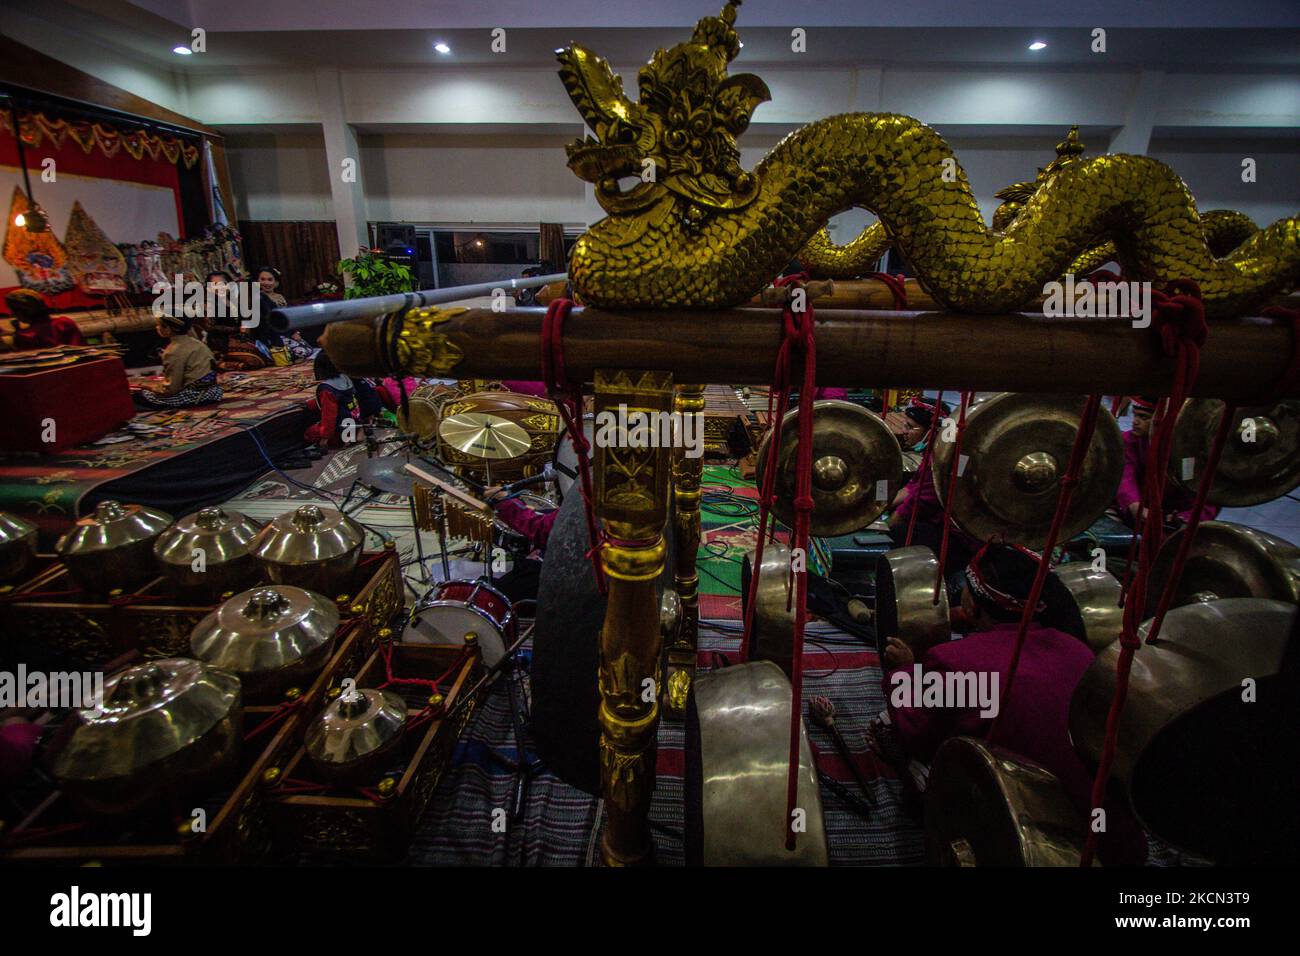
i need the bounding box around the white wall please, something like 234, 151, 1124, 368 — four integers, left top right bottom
224, 131, 334, 220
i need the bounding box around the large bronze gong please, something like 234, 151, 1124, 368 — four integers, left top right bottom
755, 400, 904, 537
932, 393, 1123, 549
741, 543, 795, 676
1069, 598, 1299, 864
1145, 521, 1300, 616
924, 736, 1091, 866
1044, 563, 1123, 653
1170, 398, 1300, 506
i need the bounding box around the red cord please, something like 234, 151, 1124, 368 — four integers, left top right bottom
904, 389, 946, 548
865, 271, 908, 310
1079, 282, 1207, 867
933, 391, 973, 602
987, 394, 1103, 744
541, 299, 607, 593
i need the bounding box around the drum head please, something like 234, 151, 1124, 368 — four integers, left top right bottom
530, 490, 674, 796
404, 588, 509, 667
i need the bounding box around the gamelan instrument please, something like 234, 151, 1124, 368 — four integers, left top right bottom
924, 736, 1091, 866
1042, 563, 1123, 653
304, 687, 408, 784
55, 499, 173, 594
153, 506, 265, 599
1145, 521, 1300, 615
684, 660, 828, 865
189, 585, 340, 701
1070, 598, 1299, 864
740, 542, 795, 676
394, 382, 458, 443
529, 491, 676, 795
874, 545, 951, 658
755, 400, 904, 537
404, 579, 517, 668
1169, 398, 1300, 506
44, 658, 243, 818
493, 492, 558, 558
0, 510, 37, 582
254, 504, 366, 596
932, 393, 1123, 550
435, 391, 560, 481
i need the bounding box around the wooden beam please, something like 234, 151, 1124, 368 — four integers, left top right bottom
322, 306, 1299, 404
0, 35, 221, 138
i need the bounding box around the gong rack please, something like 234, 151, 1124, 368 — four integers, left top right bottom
316, 299, 1299, 867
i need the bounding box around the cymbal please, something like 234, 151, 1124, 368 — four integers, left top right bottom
1144, 520, 1300, 615
755, 400, 903, 537
1170, 398, 1300, 506
357, 455, 417, 496
438, 412, 532, 460
932, 393, 1123, 550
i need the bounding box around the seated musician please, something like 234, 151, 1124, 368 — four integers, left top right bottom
872, 543, 1147, 864
484, 485, 557, 554
305, 350, 361, 447
885, 396, 978, 571
1115, 396, 1219, 529
133, 311, 222, 409
5, 289, 86, 349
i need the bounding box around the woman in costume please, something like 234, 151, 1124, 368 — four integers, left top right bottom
133, 311, 221, 409
4, 289, 85, 349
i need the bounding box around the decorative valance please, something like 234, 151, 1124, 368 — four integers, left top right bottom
0, 109, 200, 169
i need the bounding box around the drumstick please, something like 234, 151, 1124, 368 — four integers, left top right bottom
404, 463, 490, 512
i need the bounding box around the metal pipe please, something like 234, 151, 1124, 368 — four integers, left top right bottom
267, 272, 567, 333
321, 305, 1300, 404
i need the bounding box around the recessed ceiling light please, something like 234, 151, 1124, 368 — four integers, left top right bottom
173, 45, 193, 55
434, 42, 451, 54
1028, 41, 1047, 51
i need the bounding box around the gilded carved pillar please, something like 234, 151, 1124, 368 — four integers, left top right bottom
594, 369, 673, 866
665, 383, 705, 720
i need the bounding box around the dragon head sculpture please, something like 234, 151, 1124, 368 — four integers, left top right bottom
557, 0, 770, 219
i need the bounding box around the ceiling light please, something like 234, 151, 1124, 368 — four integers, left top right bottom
13, 212, 25, 227
173, 45, 193, 55
1028, 41, 1047, 51
434, 42, 451, 54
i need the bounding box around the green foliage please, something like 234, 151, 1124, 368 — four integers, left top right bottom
337, 247, 414, 299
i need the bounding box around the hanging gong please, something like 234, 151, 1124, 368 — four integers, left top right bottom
874, 546, 950, 658
529, 490, 675, 796
1043, 563, 1123, 653
931, 393, 1123, 550
1169, 398, 1300, 506
740, 543, 795, 676
924, 736, 1092, 866
1144, 520, 1300, 616
1069, 598, 1299, 865
684, 661, 829, 866
755, 400, 903, 537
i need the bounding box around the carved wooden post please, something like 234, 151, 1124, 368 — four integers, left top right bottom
665, 383, 705, 720
594, 369, 674, 866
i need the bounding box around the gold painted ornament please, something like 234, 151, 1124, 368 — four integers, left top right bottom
559, 3, 1300, 315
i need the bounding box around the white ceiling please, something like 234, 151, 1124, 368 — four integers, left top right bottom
29, 0, 1300, 70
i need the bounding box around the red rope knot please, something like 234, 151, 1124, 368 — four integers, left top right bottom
1152, 280, 1208, 357
866, 271, 909, 310
793, 494, 816, 513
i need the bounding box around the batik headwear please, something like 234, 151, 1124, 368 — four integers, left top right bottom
1129, 396, 1159, 415
903, 394, 951, 430
4, 288, 50, 322
964, 540, 1048, 619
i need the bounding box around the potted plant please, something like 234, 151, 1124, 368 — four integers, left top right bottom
336, 247, 414, 299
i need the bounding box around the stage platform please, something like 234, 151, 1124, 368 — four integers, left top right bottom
0, 363, 314, 546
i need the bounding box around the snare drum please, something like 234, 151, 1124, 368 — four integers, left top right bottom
404, 579, 517, 667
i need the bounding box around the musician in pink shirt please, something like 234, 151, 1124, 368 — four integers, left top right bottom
874, 543, 1147, 865
1115, 396, 1219, 528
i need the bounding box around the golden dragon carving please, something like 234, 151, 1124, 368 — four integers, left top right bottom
798, 126, 1262, 280
559, 1, 1298, 316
